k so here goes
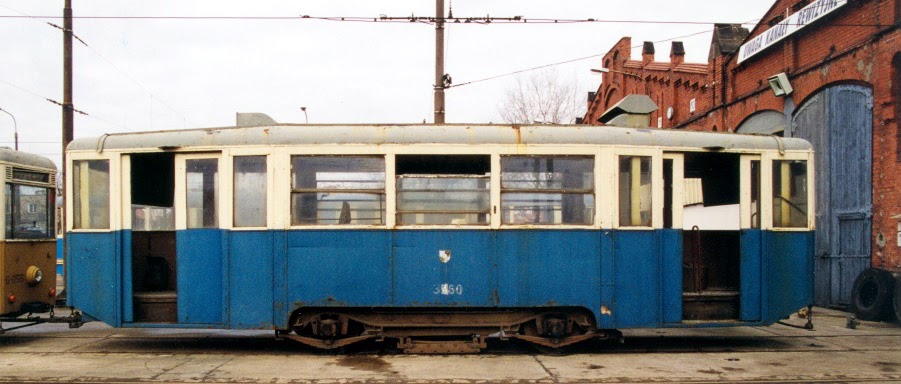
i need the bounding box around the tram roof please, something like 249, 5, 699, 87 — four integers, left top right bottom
0, 147, 57, 170
68, 124, 813, 152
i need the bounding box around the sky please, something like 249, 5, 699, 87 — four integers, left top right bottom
0, 1, 773, 167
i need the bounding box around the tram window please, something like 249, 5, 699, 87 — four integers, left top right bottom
5, 183, 54, 239
751, 160, 761, 229
773, 160, 808, 228
131, 153, 174, 231
395, 155, 490, 226
500, 156, 594, 225
682, 152, 740, 230
234, 156, 267, 227
186, 158, 219, 228
618, 156, 652, 227
73, 160, 110, 230
291, 156, 385, 225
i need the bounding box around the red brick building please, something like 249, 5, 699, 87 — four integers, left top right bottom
586, 0, 901, 309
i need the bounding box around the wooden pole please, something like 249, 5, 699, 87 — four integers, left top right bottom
434, 0, 446, 124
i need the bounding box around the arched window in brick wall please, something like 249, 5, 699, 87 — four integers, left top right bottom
604, 87, 620, 114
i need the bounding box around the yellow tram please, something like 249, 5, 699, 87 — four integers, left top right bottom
0, 147, 58, 317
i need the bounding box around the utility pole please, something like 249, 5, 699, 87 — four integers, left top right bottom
61, 0, 73, 299
434, 0, 445, 124
379, 7, 523, 124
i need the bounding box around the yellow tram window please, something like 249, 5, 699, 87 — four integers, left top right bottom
233, 156, 267, 227
500, 156, 594, 225
5, 183, 54, 239
618, 156, 652, 227
772, 160, 808, 228
73, 160, 110, 230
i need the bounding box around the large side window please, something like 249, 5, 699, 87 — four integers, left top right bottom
501, 156, 594, 225
234, 156, 267, 227
291, 156, 385, 225
773, 160, 808, 228
6, 183, 54, 239
618, 155, 652, 227
395, 155, 490, 226
73, 160, 110, 229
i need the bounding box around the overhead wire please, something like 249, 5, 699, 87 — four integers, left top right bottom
449, 16, 766, 89
0, 3, 195, 128
0, 78, 133, 132
0, 13, 886, 27
447, 54, 603, 88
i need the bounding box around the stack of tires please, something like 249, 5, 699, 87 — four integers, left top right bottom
851, 268, 901, 323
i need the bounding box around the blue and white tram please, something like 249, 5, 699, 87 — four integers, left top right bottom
65, 124, 814, 352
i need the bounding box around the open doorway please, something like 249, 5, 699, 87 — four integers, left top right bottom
129, 153, 177, 323
681, 152, 741, 320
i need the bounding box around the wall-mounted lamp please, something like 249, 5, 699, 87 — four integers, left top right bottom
591, 68, 643, 79
767, 73, 793, 97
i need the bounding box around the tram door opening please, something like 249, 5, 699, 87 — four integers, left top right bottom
681, 153, 741, 320
129, 153, 177, 323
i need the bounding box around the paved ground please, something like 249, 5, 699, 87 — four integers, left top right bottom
1, 307, 900, 383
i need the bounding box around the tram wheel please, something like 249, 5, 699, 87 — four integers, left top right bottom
521, 320, 569, 354
850, 268, 895, 321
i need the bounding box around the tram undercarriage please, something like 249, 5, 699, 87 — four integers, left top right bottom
0, 306, 84, 334
279, 307, 622, 353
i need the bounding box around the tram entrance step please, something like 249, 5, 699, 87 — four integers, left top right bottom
134, 291, 177, 323
682, 290, 739, 320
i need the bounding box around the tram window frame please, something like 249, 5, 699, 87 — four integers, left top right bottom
5, 182, 55, 239
73, 159, 111, 230
233, 155, 267, 228
750, 159, 761, 229
290, 156, 386, 226
617, 155, 653, 228
499, 155, 595, 226
395, 155, 491, 227
185, 158, 220, 229
772, 159, 809, 228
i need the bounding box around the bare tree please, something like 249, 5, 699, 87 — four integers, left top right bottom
498, 69, 584, 124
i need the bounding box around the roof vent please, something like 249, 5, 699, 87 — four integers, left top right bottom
236, 113, 277, 127
598, 95, 658, 128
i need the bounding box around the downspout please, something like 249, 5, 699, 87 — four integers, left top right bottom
721, 57, 728, 131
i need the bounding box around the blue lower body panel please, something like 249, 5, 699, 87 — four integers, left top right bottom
67, 232, 121, 326
763, 231, 814, 323
65, 228, 813, 330
497, 231, 601, 314
229, 231, 274, 328
177, 229, 223, 324
611, 230, 659, 327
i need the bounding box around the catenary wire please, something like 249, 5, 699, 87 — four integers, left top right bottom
0, 3, 195, 128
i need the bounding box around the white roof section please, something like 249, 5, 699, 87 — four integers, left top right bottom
68, 124, 813, 152
0, 147, 57, 170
